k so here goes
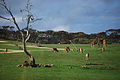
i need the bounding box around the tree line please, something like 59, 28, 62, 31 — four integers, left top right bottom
0, 26, 120, 44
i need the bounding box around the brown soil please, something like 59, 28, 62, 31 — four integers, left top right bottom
0, 49, 24, 53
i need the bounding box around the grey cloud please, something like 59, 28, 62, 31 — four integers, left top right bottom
102, 0, 120, 4
0, 0, 26, 15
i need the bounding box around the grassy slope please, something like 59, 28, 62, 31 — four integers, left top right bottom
0, 40, 120, 80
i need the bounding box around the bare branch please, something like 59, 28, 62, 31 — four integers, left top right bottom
30, 18, 42, 23
0, 0, 21, 32
0, 16, 12, 21
26, 15, 32, 29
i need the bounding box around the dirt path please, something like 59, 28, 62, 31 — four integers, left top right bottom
27, 45, 52, 49
0, 47, 64, 54
0, 41, 7, 42
27, 45, 65, 50
0, 41, 65, 53
0, 49, 24, 53
0, 49, 53, 53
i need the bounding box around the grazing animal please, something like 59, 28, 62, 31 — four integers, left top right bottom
103, 39, 107, 48
85, 53, 89, 60
97, 39, 101, 48
52, 48, 59, 52
5, 48, 8, 52
79, 48, 83, 53
91, 40, 96, 47
64, 47, 70, 52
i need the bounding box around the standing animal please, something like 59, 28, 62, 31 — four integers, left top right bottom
78, 48, 83, 53
91, 39, 96, 47
5, 48, 8, 52
52, 48, 59, 52
64, 47, 70, 52
97, 39, 101, 48
103, 39, 107, 48
85, 53, 89, 60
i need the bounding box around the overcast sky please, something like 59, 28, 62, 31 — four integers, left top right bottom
0, 0, 120, 34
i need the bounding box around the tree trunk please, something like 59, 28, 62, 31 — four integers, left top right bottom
23, 35, 36, 65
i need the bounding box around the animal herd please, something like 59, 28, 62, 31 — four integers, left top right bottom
52, 39, 107, 60
1, 39, 107, 61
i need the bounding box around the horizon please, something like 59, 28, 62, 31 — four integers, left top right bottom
1, 25, 119, 35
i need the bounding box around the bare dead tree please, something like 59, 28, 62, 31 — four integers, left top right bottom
0, 0, 40, 66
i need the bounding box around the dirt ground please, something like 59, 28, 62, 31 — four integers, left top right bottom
0, 40, 64, 53
0, 41, 7, 42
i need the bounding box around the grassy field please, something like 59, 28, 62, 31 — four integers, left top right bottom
0, 40, 120, 80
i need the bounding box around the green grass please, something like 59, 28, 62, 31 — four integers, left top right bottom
0, 40, 120, 80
